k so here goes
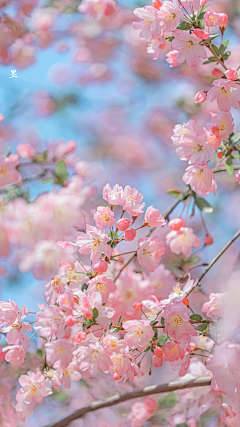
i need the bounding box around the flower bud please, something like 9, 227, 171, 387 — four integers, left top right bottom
154, 347, 163, 358
153, 0, 162, 9
168, 218, 185, 231
182, 297, 189, 306
225, 68, 238, 81
65, 315, 76, 327
72, 331, 87, 343
113, 373, 121, 380
133, 302, 142, 310
116, 218, 131, 231
85, 312, 93, 319
205, 233, 213, 246
93, 259, 108, 273
217, 152, 223, 159
212, 68, 224, 78
124, 228, 136, 241
193, 29, 209, 40
200, 0, 207, 5
17, 143, 36, 159
73, 296, 79, 303
194, 91, 207, 104
152, 355, 163, 367
218, 13, 228, 32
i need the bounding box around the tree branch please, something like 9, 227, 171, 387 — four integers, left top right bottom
47, 376, 212, 427
214, 165, 240, 173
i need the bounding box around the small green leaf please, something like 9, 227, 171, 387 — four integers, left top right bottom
158, 334, 168, 346
196, 323, 208, 332
221, 51, 231, 60
195, 197, 213, 213
118, 315, 122, 326
183, 256, 201, 265
190, 314, 203, 321
43, 150, 48, 163
37, 349, 43, 358
55, 160, 69, 186
196, 4, 209, 19
225, 157, 234, 175
166, 189, 182, 198
161, 317, 165, 327
219, 40, 230, 55
41, 178, 54, 184
233, 153, 240, 159
230, 132, 240, 145
109, 231, 119, 240
150, 310, 162, 325
168, 36, 175, 42
81, 283, 88, 291
158, 392, 179, 409
92, 308, 99, 318
211, 44, 220, 55
199, 18, 205, 29
177, 21, 191, 30
40, 336, 47, 342
203, 57, 218, 65
208, 33, 219, 40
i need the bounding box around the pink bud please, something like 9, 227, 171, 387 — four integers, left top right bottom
193, 29, 209, 40
182, 297, 189, 306
194, 91, 207, 104
212, 68, 224, 78
152, 354, 163, 367
116, 218, 131, 231
218, 13, 228, 30
225, 68, 238, 81
93, 259, 108, 273
168, 218, 185, 231
113, 373, 121, 380
154, 347, 163, 358
124, 228, 136, 241
133, 302, 142, 310
200, 0, 207, 5
17, 143, 36, 159
85, 312, 93, 319
72, 331, 87, 343
65, 315, 76, 327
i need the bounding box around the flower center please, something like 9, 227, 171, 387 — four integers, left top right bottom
219, 120, 227, 131
90, 238, 100, 251
92, 350, 99, 363
135, 327, 144, 335
0, 167, 7, 176
166, 12, 176, 20
96, 282, 106, 293
56, 346, 65, 355
196, 169, 203, 181
221, 87, 230, 96
173, 314, 183, 325
173, 283, 182, 295
29, 384, 36, 395
144, 18, 154, 26
101, 212, 111, 222
186, 40, 193, 49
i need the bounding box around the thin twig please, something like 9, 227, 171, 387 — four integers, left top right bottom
47, 377, 212, 427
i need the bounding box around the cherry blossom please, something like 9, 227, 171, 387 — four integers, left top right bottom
75, 224, 112, 264
202, 292, 227, 320
172, 30, 207, 67
166, 227, 201, 258
208, 79, 240, 112
137, 236, 165, 272
123, 319, 154, 351
163, 303, 197, 339
144, 206, 165, 227
183, 162, 217, 195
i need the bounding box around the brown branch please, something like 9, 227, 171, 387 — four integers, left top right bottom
214, 165, 240, 173
47, 377, 212, 427
114, 190, 190, 282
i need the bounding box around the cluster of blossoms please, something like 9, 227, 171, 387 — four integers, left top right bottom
0, 183, 234, 425
133, 0, 240, 192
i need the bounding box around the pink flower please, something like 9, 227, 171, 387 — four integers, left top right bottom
208, 111, 234, 140
76, 224, 112, 264
56, 360, 81, 389
133, 6, 162, 40
164, 303, 197, 339
194, 91, 207, 103
110, 348, 143, 382
128, 397, 158, 427
122, 185, 145, 217
225, 68, 238, 81
144, 206, 165, 227
202, 292, 226, 320
123, 319, 154, 351
74, 340, 111, 375
183, 162, 217, 195
58, 292, 75, 313
102, 183, 124, 206
45, 276, 66, 305
172, 30, 207, 67
220, 403, 236, 422
87, 274, 116, 303
165, 275, 197, 303
168, 218, 185, 231
0, 154, 22, 187
94, 206, 115, 229
17, 144, 36, 159
166, 50, 180, 67
208, 79, 240, 112
125, 228, 136, 241
172, 119, 196, 145
157, 0, 183, 32
93, 259, 108, 273
234, 169, 240, 183
3, 344, 26, 366
147, 34, 166, 60
166, 227, 201, 258
0, 299, 19, 327
16, 371, 52, 407
193, 29, 209, 40
162, 340, 185, 361
45, 338, 73, 369
137, 236, 165, 272
204, 9, 220, 27
2, 304, 32, 349
116, 218, 130, 231
176, 134, 214, 164
34, 304, 65, 339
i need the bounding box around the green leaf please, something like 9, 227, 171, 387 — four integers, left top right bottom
176, 424, 188, 427
203, 57, 218, 65
43, 150, 48, 163
219, 40, 230, 55
225, 157, 234, 175
158, 392, 179, 409
118, 315, 122, 326
168, 36, 175, 42
183, 256, 200, 265
40, 336, 47, 342
197, 4, 209, 19
161, 317, 165, 327
233, 153, 240, 159
158, 334, 168, 346
195, 197, 213, 213
230, 132, 240, 145
221, 51, 231, 60
55, 160, 69, 186
177, 21, 191, 30
196, 323, 208, 332
109, 231, 119, 240
166, 189, 182, 198
190, 314, 203, 321
92, 308, 99, 318
211, 44, 220, 55
208, 33, 219, 40
199, 18, 205, 29
41, 178, 54, 184
81, 283, 88, 291
150, 310, 162, 325
37, 349, 43, 357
